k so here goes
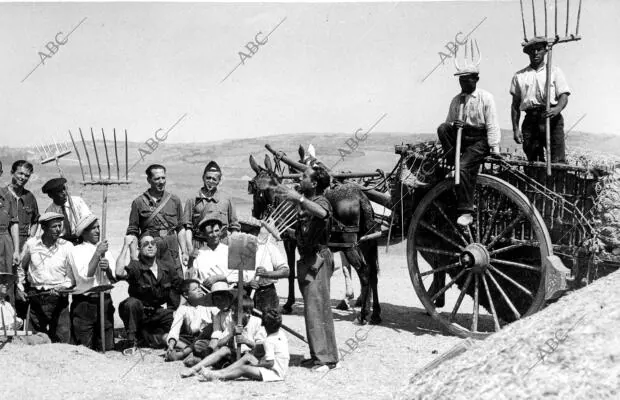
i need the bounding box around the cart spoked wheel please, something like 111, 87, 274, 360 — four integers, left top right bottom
407, 174, 552, 339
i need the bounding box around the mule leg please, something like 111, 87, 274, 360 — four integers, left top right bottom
336, 252, 355, 311
282, 239, 297, 314
361, 241, 382, 325
343, 247, 370, 325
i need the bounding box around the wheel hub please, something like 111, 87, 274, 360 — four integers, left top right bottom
460, 243, 490, 273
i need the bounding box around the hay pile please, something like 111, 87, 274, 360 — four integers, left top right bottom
394, 270, 620, 400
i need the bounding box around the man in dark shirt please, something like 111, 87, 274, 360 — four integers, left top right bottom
126, 164, 188, 278
5, 160, 39, 250
115, 234, 181, 349
275, 165, 339, 373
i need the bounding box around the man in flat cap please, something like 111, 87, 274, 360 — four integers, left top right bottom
511, 37, 570, 163
126, 164, 188, 279
183, 161, 240, 269
191, 214, 235, 287
42, 177, 91, 245
16, 212, 74, 343
67, 214, 116, 350
437, 66, 501, 227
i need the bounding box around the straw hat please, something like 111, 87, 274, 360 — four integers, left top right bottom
75, 214, 98, 237
523, 36, 548, 53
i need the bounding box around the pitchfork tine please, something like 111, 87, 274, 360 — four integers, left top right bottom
520, 0, 527, 41
90, 127, 102, 180
113, 129, 120, 180
566, 0, 570, 37
576, 0, 582, 35
69, 130, 86, 182
79, 128, 94, 181
125, 129, 128, 180
531, 0, 537, 37
544, 0, 548, 37
102, 128, 111, 180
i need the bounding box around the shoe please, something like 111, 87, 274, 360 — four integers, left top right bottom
457, 214, 473, 227
300, 358, 318, 367
312, 362, 342, 373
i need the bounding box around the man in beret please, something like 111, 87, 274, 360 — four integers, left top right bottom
16, 212, 74, 343
437, 66, 501, 227
126, 164, 188, 279
511, 37, 570, 163
67, 214, 116, 350
42, 177, 91, 245
183, 161, 240, 268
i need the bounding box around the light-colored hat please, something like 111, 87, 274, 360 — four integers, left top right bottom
210, 281, 233, 296
75, 214, 98, 237
0, 272, 17, 285
454, 65, 479, 77
39, 212, 64, 224
522, 36, 548, 53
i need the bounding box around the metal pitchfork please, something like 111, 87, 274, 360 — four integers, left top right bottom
68, 127, 131, 353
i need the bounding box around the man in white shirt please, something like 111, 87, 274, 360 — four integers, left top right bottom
68, 214, 116, 350
511, 37, 571, 163
42, 178, 91, 245
16, 212, 73, 343
437, 66, 501, 227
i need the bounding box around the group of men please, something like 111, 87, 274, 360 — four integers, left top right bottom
437, 37, 571, 226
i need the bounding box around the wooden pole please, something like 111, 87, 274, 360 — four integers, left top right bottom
1, 307, 6, 337
25, 303, 30, 336
236, 270, 243, 359
455, 96, 465, 185
545, 45, 553, 176
99, 184, 108, 353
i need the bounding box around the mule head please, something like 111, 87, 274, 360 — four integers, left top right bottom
248, 154, 282, 220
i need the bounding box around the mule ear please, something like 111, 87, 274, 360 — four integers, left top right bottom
307, 144, 316, 158
249, 154, 261, 174
298, 145, 305, 162
264, 154, 273, 172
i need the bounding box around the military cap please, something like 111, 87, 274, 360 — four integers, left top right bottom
197, 212, 226, 230
42, 177, 67, 194
523, 37, 548, 53
204, 161, 221, 174
39, 212, 64, 224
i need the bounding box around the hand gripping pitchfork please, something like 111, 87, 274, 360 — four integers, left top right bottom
69, 128, 131, 353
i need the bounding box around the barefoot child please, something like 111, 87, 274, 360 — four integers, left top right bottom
200, 309, 289, 382
165, 279, 218, 362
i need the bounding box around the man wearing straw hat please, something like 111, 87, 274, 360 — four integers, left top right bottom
511, 37, 570, 163
183, 160, 240, 266
67, 214, 116, 350
0, 183, 20, 306
437, 65, 501, 227
15, 212, 74, 343
42, 177, 91, 245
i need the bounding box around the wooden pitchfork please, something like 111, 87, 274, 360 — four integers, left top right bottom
519, 0, 583, 175
68, 128, 131, 353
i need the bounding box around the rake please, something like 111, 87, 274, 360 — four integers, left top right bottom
519, 0, 583, 175
68, 127, 131, 353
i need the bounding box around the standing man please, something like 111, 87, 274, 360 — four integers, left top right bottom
42, 177, 91, 245
275, 165, 339, 373
5, 161, 39, 250
126, 164, 188, 278
15, 212, 73, 343
116, 234, 181, 349
511, 37, 571, 163
437, 66, 501, 226
0, 183, 20, 306
67, 214, 116, 350
183, 161, 240, 265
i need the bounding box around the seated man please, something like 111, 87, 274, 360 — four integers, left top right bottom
115, 234, 182, 349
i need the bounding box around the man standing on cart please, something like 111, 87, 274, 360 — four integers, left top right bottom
510, 37, 570, 163
437, 66, 501, 227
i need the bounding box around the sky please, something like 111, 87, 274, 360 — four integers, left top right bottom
0, 0, 618, 148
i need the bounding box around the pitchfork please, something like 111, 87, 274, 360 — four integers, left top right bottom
68, 127, 131, 353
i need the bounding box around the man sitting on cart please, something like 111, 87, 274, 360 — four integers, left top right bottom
437, 65, 501, 226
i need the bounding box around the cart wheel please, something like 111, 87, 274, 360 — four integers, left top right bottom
407, 174, 552, 339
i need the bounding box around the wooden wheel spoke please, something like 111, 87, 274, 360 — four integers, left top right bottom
472, 274, 480, 332
415, 246, 460, 258
420, 261, 460, 277
485, 270, 521, 320
488, 265, 533, 298
450, 272, 473, 322
482, 274, 501, 332
486, 212, 525, 250
488, 242, 533, 256
481, 197, 505, 245
490, 258, 540, 272
419, 221, 465, 251
431, 201, 469, 246
430, 269, 468, 302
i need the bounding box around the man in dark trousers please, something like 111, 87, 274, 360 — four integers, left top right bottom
511, 37, 571, 163
116, 233, 181, 349
5, 160, 39, 250
126, 164, 188, 278
275, 165, 339, 373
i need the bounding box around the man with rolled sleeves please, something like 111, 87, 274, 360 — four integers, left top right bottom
42, 177, 91, 245
16, 212, 73, 343
183, 161, 240, 267
126, 164, 188, 278
511, 37, 570, 163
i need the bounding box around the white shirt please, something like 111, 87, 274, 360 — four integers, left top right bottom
0, 300, 22, 330
445, 88, 501, 149
510, 63, 571, 111
246, 240, 288, 286
192, 244, 252, 284
167, 304, 218, 343
44, 196, 91, 235
261, 330, 290, 379
18, 237, 74, 291
67, 242, 116, 295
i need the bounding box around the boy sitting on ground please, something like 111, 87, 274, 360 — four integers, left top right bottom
181, 293, 265, 377
165, 279, 218, 362
200, 309, 289, 382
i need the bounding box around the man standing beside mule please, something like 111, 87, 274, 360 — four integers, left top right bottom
126, 164, 188, 278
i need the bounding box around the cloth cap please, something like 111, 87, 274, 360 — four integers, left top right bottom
523, 37, 548, 53
42, 177, 67, 194
0, 272, 17, 285
39, 212, 64, 224
204, 161, 221, 174
198, 212, 226, 230
210, 281, 233, 296
75, 214, 98, 237
454, 65, 479, 77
